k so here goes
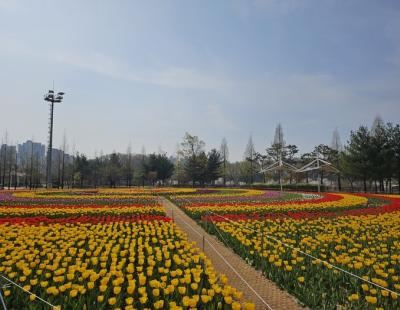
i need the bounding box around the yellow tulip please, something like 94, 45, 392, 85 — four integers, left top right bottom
125, 297, 133, 305
108, 297, 116, 305
152, 288, 160, 297
178, 286, 186, 294
113, 286, 121, 295
365, 296, 377, 304
69, 289, 78, 298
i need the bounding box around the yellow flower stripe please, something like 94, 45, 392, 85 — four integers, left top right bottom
212, 211, 400, 309
0, 220, 251, 309
0, 205, 164, 217
185, 193, 368, 214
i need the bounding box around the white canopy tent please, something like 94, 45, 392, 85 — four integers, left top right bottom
259, 153, 340, 192
259, 156, 297, 192
296, 153, 340, 192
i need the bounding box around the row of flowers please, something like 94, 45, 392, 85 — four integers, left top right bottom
0, 221, 253, 309
0, 189, 255, 309
178, 193, 369, 219
0, 205, 166, 218
203, 212, 400, 309
171, 190, 400, 309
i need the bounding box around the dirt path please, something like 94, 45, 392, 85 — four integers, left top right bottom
160, 197, 305, 310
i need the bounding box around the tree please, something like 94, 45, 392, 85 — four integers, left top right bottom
220, 138, 229, 186
254, 152, 268, 183
369, 121, 390, 192
180, 133, 205, 186
285, 144, 299, 184
173, 144, 186, 185
267, 123, 286, 161
387, 123, 400, 193
156, 154, 174, 184
60, 133, 67, 189
91, 153, 100, 188
331, 128, 342, 190
106, 152, 122, 188
125, 144, 134, 187
75, 154, 90, 188
344, 126, 372, 192
145, 153, 174, 185
196, 151, 208, 186
300, 152, 314, 183
180, 132, 205, 158
244, 135, 256, 185
207, 149, 222, 184
139, 146, 147, 186
312, 144, 333, 187
1, 131, 8, 189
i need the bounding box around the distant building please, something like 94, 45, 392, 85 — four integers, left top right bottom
1, 144, 17, 157
17, 140, 46, 166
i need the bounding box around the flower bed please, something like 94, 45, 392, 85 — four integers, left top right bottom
0, 189, 254, 309
171, 190, 400, 309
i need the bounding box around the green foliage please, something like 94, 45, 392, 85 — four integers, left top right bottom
145, 153, 174, 184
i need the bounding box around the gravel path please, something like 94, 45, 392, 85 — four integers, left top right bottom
160, 197, 305, 310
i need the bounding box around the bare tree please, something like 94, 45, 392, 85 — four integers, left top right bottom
7, 142, 14, 189
61, 133, 67, 189
331, 127, 342, 190
220, 137, 229, 186
126, 143, 133, 187
274, 123, 285, 147
331, 127, 343, 151
244, 134, 256, 185
1, 131, 8, 189
29, 137, 34, 189
141, 146, 146, 187
71, 142, 76, 188
371, 115, 384, 135
14, 142, 18, 189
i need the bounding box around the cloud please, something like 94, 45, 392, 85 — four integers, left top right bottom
53, 51, 231, 91
384, 10, 400, 68
0, 0, 17, 9
233, 0, 306, 18
206, 103, 237, 131
251, 0, 306, 11
0, 38, 232, 92
235, 73, 359, 112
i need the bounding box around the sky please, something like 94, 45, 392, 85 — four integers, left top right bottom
1, 0, 399, 161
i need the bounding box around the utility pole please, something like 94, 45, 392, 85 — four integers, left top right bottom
44, 88, 65, 188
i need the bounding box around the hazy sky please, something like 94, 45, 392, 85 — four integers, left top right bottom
1, 0, 399, 161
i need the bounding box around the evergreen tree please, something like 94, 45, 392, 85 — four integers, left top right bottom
343, 126, 372, 192
207, 149, 222, 184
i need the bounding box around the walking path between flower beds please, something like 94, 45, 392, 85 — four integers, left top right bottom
159, 197, 305, 310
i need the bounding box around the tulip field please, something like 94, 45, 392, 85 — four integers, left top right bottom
0, 189, 253, 310
170, 190, 400, 309
1, 188, 399, 310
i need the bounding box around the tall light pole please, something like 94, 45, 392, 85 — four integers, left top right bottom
44, 89, 64, 188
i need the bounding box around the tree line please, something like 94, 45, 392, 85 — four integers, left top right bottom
1, 116, 399, 192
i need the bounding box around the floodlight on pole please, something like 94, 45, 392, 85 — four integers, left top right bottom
44, 88, 64, 188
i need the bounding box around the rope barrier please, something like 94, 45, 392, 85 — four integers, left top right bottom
205, 210, 400, 297
0, 289, 7, 310
175, 194, 400, 298
160, 197, 274, 309
1, 274, 57, 309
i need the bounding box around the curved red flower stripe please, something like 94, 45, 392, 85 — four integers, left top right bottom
202, 194, 400, 222
0, 214, 171, 225
185, 192, 342, 208
1, 204, 157, 209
